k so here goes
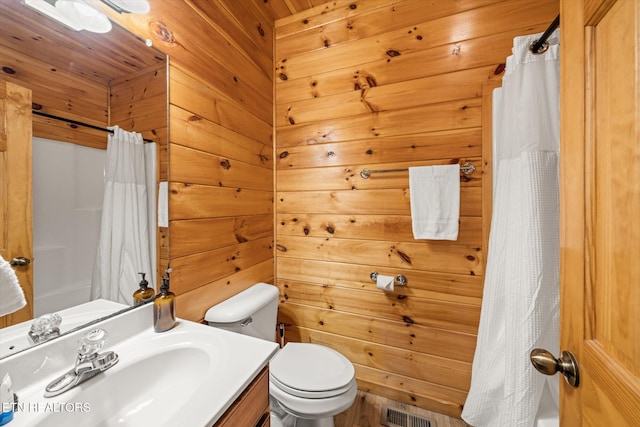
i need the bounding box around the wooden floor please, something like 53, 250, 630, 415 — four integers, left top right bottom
334, 390, 470, 427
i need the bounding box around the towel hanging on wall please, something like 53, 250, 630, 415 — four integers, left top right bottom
409, 164, 460, 240
0, 254, 27, 316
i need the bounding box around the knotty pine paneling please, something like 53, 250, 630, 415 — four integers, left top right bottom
275, 0, 556, 79
169, 67, 272, 144
171, 237, 273, 296
277, 187, 482, 216
277, 213, 482, 246
277, 236, 482, 276
276, 66, 493, 127
292, 326, 472, 391
355, 364, 468, 417
170, 105, 272, 169
277, 98, 482, 147
276, 128, 482, 169
275, 0, 558, 418
171, 214, 273, 259
279, 280, 480, 333
276, 258, 483, 300
275, 25, 545, 105
276, 0, 496, 49
175, 259, 274, 321
171, 144, 273, 191
277, 304, 478, 362
89, 0, 274, 114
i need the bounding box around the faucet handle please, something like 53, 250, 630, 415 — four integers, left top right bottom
30, 313, 62, 335
28, 313, 62, 344
77, 329, 108, 357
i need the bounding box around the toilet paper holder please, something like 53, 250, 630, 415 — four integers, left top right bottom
370, 272, 407, 287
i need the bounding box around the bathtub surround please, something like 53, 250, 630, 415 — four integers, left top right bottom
32, 138, 105, 316
462, 29, 560, 426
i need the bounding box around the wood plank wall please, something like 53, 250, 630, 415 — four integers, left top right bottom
274, 0, 558, 417
96, 0, 278, 320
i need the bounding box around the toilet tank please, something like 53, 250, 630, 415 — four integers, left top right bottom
204, 283, 279, 342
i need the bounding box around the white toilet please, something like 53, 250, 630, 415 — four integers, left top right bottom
205, 283, 357, 427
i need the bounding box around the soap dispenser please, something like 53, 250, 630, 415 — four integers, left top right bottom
132, 272, 155, 306
153, 275, 175, 332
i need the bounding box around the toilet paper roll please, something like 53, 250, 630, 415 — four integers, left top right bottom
376, 274, 394, 292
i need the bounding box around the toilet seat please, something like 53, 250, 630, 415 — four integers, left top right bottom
269, 343, 355, 399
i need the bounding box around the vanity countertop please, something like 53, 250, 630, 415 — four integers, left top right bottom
0, 302, 279, 426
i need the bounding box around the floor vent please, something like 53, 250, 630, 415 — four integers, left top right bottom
380, 406, 434, 427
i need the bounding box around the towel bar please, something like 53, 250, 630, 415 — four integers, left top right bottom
360, 161, 475, 179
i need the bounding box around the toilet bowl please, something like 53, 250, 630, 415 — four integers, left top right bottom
205, 283, 357, 427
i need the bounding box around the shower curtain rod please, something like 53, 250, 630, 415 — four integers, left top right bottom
529, 14, 560, 54
32, 110, 155, 143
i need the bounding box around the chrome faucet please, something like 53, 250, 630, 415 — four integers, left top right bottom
28, 313, 62, 345
44, 329, 118, 398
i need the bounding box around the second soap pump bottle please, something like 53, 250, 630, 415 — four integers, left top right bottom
154, 275, 176, 332
132, 272, 155, 306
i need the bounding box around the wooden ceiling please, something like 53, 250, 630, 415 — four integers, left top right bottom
0, 0, 165, 86
257, 0, 330, 21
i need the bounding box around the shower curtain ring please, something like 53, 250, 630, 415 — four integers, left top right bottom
529, 39, 549, 55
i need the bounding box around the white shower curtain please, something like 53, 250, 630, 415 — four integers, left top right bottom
91, 126, 155, 305
462, 30, 560, 427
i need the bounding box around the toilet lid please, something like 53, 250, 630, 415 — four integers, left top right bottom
269, 343, 355, 395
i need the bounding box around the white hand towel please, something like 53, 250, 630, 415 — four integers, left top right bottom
158, 181, 168, 227
0, 254, 27, 316
409, 164, 460, 240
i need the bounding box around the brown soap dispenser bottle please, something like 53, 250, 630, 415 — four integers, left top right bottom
154, 275, 176, 332
133, 272, 155, 306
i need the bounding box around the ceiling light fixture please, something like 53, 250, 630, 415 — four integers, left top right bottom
100, 0, 150, 14
56, 0, 112, 33
23, 0, 150, 34
24, 0, 83, 31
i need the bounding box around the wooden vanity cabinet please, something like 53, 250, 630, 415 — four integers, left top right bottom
214, 367, 270, 427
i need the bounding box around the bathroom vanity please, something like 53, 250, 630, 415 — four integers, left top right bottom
0, 303, 278, 426
215, 367, 270, 427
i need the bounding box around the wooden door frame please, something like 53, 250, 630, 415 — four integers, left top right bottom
559, 1, 585, 422
0, 80, 33, 327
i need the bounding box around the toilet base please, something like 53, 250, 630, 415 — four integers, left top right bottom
270, 397, 336, 427
295, 417, 335, 427
270, 411, 334, 427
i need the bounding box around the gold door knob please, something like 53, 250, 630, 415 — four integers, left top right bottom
530, 348, 580, 387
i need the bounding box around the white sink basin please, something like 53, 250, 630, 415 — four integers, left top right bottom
0, 299, 126, 358
1, 303, 279, 426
